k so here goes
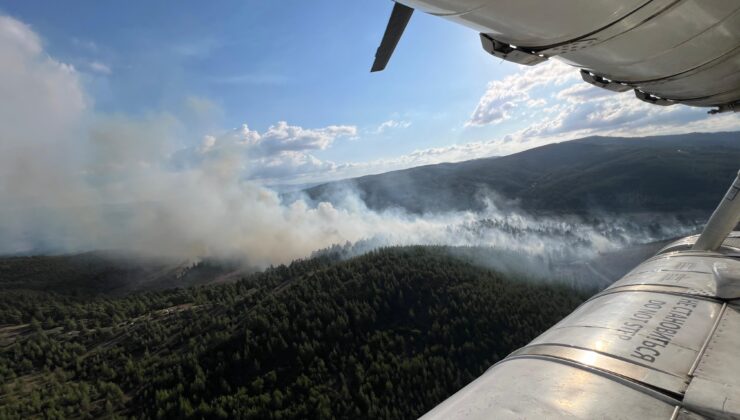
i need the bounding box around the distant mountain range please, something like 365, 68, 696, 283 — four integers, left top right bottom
300, 132, 740, 215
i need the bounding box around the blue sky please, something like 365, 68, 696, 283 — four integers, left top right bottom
1, 1, 738, 185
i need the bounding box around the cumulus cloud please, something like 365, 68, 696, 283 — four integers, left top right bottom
175, 121, 356, 182
211, 121, 356, 155
461, 56, 740, 160
467, 60, 578, 126
257, 121, 356, 153
248, 152, 338, 182
512, 81, 740, 143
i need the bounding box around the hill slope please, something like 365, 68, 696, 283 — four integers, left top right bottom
303, 132, 740, 214
0, 252, 250, 297
0, 247, 590, 419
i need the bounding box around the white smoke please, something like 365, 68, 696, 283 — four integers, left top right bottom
0, 15, 698, 270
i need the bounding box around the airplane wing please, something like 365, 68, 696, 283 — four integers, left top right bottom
369, 2, 740, 416
372, 0, 740, 114
420, 171, 740, 418
371, 2, 414, 72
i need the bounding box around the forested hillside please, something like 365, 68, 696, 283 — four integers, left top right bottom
0, 247, 591, 419
0, 252, 249, 296
302, 132, 740, 215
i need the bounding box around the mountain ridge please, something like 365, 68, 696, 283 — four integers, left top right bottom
300, 131, 740, 215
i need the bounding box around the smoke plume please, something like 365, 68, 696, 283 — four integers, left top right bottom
0, 15, 697, 271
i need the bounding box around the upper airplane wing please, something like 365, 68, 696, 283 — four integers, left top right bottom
372, 0, 740, 114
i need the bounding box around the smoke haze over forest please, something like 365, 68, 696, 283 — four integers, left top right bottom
0, 14, 736, 270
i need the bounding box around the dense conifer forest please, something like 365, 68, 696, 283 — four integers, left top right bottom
0, 247, 591, 419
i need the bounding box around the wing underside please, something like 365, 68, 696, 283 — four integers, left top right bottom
376, 0, 740, 113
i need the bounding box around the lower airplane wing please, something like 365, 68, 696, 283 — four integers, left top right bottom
421, 172, 740, 419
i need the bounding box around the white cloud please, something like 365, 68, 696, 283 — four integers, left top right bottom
526, 98, 547, 107
467, 60, 578, 126
289, 139, 512, 183
514, 84, 729, 141
226, 121, 357, 156
457, 56, 740, 161
175, 121, 357, 183
555, 82, 608, 103
250, 152, 337, 181
376, 119, 411, 134
160, 54, 740, 186
258, 121, 356, 153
